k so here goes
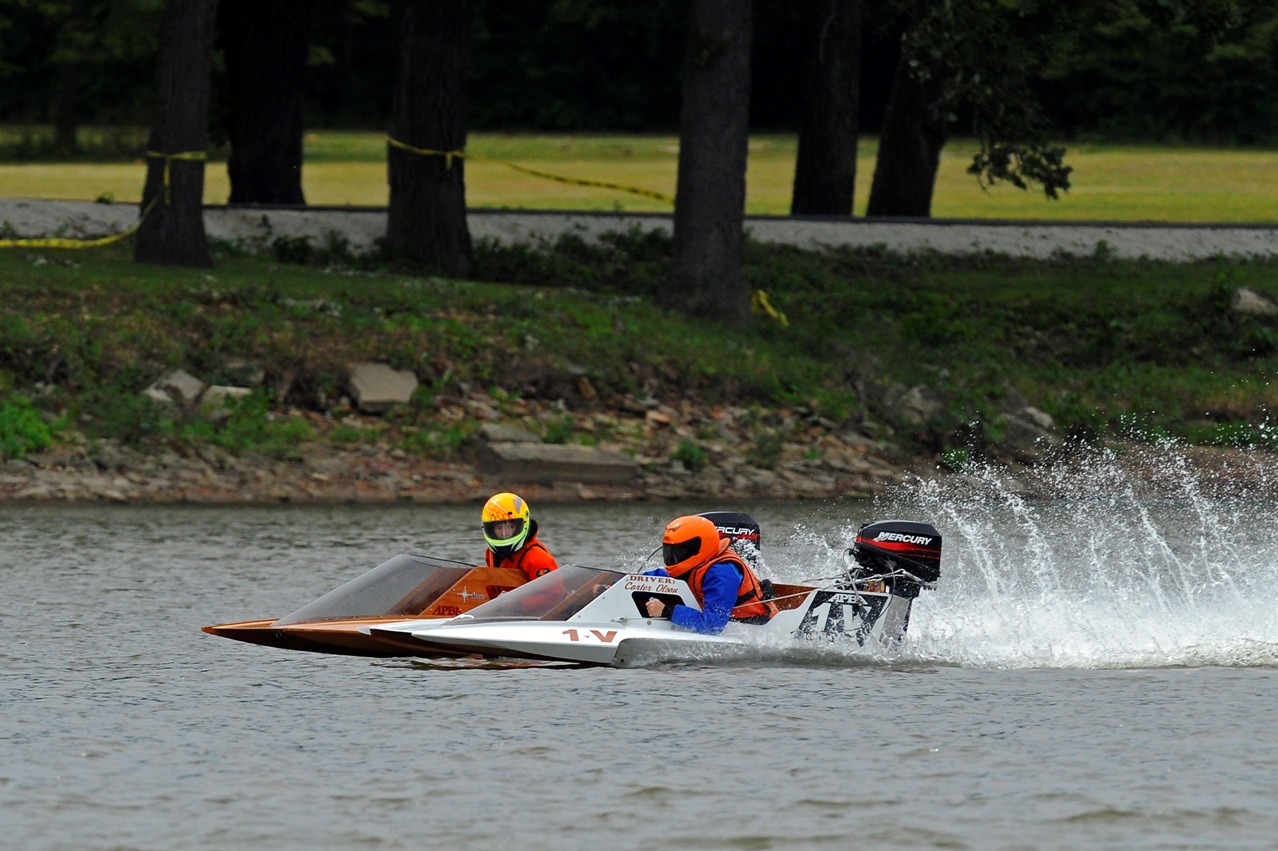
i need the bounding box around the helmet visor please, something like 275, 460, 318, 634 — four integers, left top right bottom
663, 538, 702, 567
484, 518, 526, 545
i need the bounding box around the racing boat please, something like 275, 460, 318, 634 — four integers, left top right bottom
201, 554, 529, 657
200, 510, 768, 658
362, 519, 943, 667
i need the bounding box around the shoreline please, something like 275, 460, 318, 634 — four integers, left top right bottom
5, 199, 1278, 505
4, 432, 1274, 507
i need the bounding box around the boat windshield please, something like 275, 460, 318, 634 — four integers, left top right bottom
275, 554, 476, 624
458, 564, 626, 622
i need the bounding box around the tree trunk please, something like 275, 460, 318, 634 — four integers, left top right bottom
791, 0, 862, 216
865, 46, 947, 218
52, 60, 79, 155
663, 0, 752, 322
135, 0, 217, 267
218, 0, 309, 205
385, 0, 473, 278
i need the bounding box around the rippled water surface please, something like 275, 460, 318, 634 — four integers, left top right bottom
6, 450, 1278, 849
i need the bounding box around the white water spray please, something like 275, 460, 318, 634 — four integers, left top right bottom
870, 442, 1278, 669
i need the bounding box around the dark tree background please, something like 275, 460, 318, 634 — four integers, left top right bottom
134, 0, 217, 268
385, 0, 473, 277
217, 0, 310, 204
791, 0, 863, 216
663, 0, 752, 322
864, 29, 946, 218
3, 0, 1278, 145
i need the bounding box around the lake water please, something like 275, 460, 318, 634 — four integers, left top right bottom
5, 445, 1278, 850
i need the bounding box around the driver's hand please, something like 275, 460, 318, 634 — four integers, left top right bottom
645, 597, 666, 618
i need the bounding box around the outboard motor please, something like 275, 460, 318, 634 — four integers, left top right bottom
697, 510, 762, 569
848, 519, 942, 598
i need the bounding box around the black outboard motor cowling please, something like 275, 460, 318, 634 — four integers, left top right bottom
698, 510, 762, 569
850, 519, 942, 598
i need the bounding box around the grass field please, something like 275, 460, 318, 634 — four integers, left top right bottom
1, 127, 1276, 222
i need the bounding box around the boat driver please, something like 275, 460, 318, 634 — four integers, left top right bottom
643, 514, 777, 634
482, 491, 559, 580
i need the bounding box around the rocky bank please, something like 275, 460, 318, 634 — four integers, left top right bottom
1, 354, 932, 506
5, 200, 1278, 505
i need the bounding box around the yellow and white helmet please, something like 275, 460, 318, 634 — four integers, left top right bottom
482, 492, 531, 558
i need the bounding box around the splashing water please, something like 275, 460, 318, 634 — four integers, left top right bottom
867, 442, 1278, 670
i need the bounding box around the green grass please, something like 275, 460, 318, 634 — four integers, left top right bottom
2, 234, 1277, 462
2, 126, 1277, 222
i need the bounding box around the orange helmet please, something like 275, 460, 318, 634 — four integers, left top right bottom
482, 492, 531, 559
661, 515, 729, 577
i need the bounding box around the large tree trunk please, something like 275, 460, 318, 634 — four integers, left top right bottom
663, 0, 752, 322
218, 0, 309, 205
791, 0, 862, 216
135, 0, 217, 267
385, 0, 473, 278
51, 60, 79, 155
865, 46, 947, 218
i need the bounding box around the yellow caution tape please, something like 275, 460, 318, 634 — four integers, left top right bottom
386, 137, 465, 169
0, 150, 204, 250
751, 289, 789, 326
387, 136, 674, 204
146, 149, 207, 204
0, 212, 144, 249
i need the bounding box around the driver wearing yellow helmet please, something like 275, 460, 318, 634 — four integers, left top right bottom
481, 492, 558, 580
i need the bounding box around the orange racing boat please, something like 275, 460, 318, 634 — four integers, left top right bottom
202, 554, 528, 657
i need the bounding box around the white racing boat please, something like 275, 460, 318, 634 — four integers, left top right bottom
363, 519, 943, 667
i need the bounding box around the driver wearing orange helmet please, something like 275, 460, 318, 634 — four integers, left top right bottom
643, 514, 777, 634
481, 492, 558, 581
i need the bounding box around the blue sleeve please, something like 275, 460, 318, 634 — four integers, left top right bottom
669, 562, 741, 635
643, 568, 671, 578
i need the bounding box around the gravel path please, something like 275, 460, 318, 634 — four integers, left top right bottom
3, 198, 1278, 261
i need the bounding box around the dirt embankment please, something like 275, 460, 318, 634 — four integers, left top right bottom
0, 394, 926, 505
4, 200, 1277, 505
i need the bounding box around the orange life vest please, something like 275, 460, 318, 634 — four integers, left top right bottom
668, 548, 778, 623
485, 532, 558, 581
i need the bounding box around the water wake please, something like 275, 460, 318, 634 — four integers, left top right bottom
871, 442, 1278, 669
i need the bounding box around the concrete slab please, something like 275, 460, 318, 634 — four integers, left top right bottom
478, 423, 542, 444
143, 369, 206, 404
348, 362, 418, 413
478, 441, 638, 484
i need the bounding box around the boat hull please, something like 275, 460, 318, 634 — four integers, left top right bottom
367, 577, 919, 667
202, 617, 471, 657
202, 555, 528, 657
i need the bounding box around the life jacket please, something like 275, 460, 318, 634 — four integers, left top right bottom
485, 529, 558, 581
668, 548, 778, 624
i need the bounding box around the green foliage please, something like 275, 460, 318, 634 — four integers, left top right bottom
746, 429, 784, 470
1183, 421, 1278, 452
0, 394, 55, 459
173, 392, 316, 458
541, 414, 575, 445
5, 238, 1278, 464
472, 228, 672, 296
329, 424, 377, 446
79, 385, 165, 443
1041, 0, 1278, 144
672, 440, 708, 472
809, 388, 861, 422
968, 142, 1073, 199
939, 447, 975, 473
401, 422, 474, 459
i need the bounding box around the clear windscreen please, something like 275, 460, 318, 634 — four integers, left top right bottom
275, 554, 476, 624
459, 564, 626, 622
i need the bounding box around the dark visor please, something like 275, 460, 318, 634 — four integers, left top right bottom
662, 538, 701, 566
